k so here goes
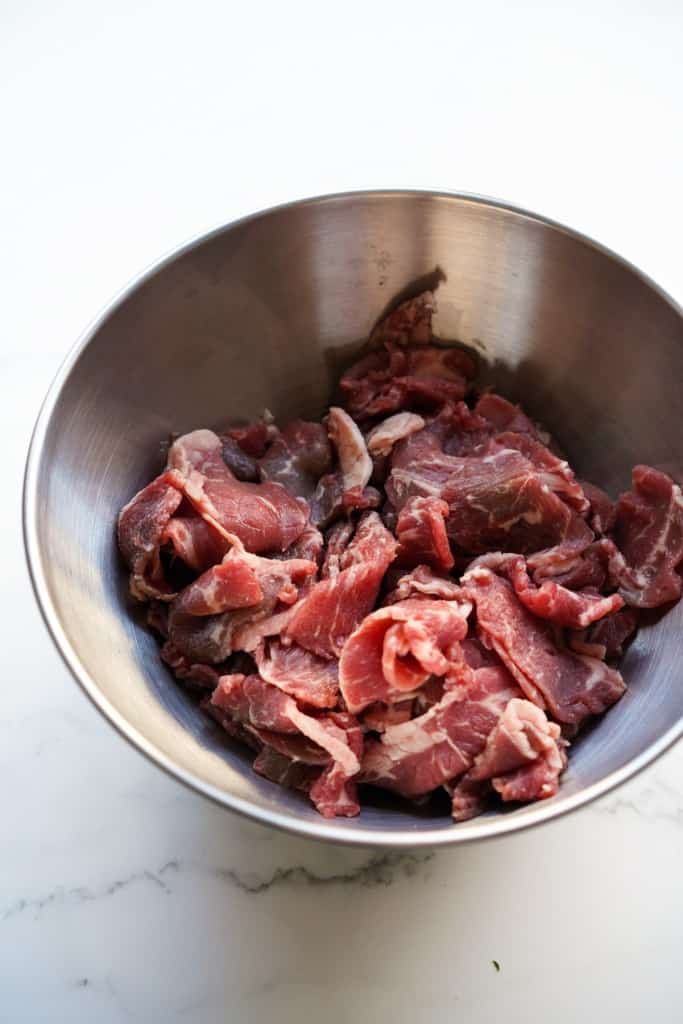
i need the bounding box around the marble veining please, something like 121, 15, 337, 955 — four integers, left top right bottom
2, 851, 435, 924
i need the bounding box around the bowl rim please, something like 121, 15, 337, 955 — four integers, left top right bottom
23, 187, 683, 847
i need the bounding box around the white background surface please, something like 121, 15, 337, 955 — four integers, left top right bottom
2, 2, 682, 1021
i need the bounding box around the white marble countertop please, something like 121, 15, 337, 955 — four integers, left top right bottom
2, 2, 682, 1020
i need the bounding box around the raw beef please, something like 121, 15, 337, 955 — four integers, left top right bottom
367, 412, 426, 457
256, 639, 339, 709
340, 325, 475, 419
119, 286, 683, 823
162, 515, 231, 573
210, 674, 361, 817
118, 470, 184, 600
168, 429, 308, 553
396, 496, 454, 572
464, 567, 625, 726
339, 597, 472, 712
369, 291, 436, 346
258, 420, 332, 499
360, 660, 520, 797
384, 564, 465, 603
283, 512, 397, 658
613, 465, 683, 607
450, 698, 566, 820
469, 552, 624, 629
167, 543, 317, 663
326, 406, 373, 494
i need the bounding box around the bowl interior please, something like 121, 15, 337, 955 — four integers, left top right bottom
25, 192, 683, 844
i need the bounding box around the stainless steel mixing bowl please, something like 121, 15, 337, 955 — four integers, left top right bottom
24, 190, 683, 846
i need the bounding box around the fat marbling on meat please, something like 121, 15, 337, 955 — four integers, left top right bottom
117, 286, 683, 822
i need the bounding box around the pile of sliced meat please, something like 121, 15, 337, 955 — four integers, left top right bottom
118, 291, 683, 822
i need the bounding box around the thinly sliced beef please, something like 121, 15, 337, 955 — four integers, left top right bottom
309, 471, 381, 528
321, 521, 354, 578
528, 537, 621, 590
210, 674, 361, 817
219, 436, 260, 481
464, 567, 625, 726
439, 451, 592, 556
224, 419, 276, 458
120, 289, 683, 823
172, 550, 265, 616
384, 564, 464, 603
160, 641, 222, 691
451, 698, 566, 815
340, 342, 474, 419
276, 521, 324, 565
367, 412, 426, 457
470, 552, 624, 629
487, 432, 588, 513
613, 465, 683, 607
258, 420, 332, 499
474, 393, 542, 439
283, 512, 397, 658
326, 406, 373, 495
256, 639, 339, 709
252, 746, 321, 793
147, 601, 169, 638
167, 545, 317, 663
361, 700, 414, 733
396, 495, 454, 571
168, 429, 308, 553
339, 598, 471, 713
360, 661, 520, 798
118, 470, 184, 600
162, 515, 230, 573
451, 701, 566, 820
388, 418, 593, 558
369, 291, 435, 346
586, 607, 640, 659
309, 712, 364, 818
581, 481, 616, 535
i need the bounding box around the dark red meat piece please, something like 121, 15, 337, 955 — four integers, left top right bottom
252, 746, 321, 793
340, 341, 475, 419
581, 481, 617, 535
210, 674, 362, 817
117, 470, 184, 600
256, 639, 339, 709
474, 393, 542, 439
219, 436, 260, 482
396, 495, 454, 572
167, 544, 317, 663
487, 432, 588, 513
168, 429, 308, 553
162, 515, 231, 573
259, 420, 333, 499
613, 465, 683, 607
339, 597, 471, 713
283, 512, 397, 658
464, 567, 625, 726
388, 416, 593, 558
369, 291, 436, 346
586, 607, 640, 659
470, 552, 624, 629
360, 660, 521, 798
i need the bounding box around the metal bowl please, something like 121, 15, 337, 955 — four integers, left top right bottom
23, 190, 683, 846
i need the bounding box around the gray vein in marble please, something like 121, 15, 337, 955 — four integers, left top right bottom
208, 849, 434, 893
591, 773, 683, 826
1, 851, 434, 922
